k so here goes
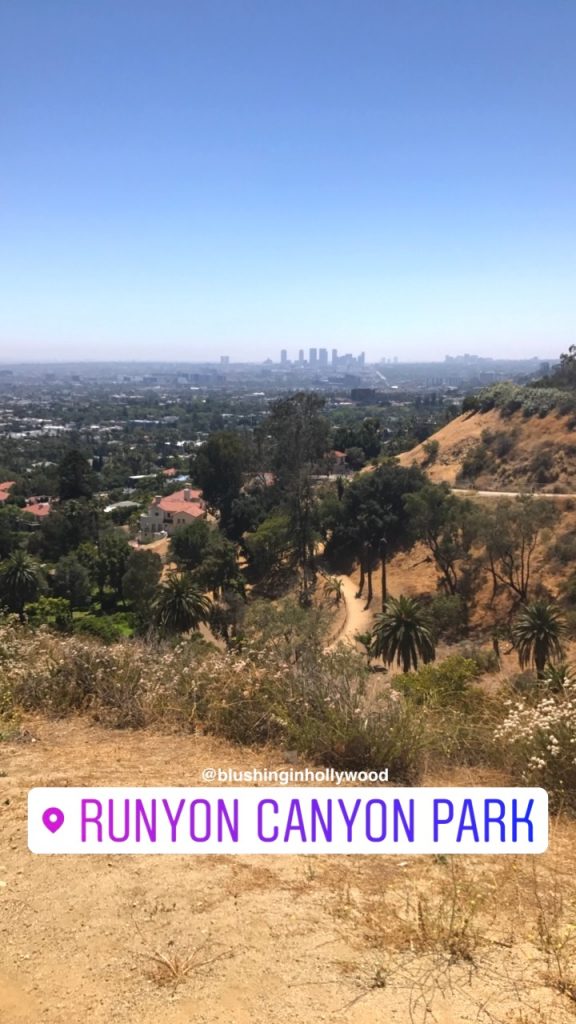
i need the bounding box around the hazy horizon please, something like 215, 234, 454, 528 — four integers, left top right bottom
1, 1, 574, 363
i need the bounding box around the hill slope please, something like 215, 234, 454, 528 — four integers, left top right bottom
399, 407, 576, 491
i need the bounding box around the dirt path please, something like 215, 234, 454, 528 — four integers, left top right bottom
326, 574, 376, 650
452, 488, 575, 500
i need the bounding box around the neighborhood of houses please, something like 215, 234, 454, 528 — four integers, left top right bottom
0, 478, 207, 541
0, 449, 349, 544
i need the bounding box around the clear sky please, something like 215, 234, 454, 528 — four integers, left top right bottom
0, 0, 574, 363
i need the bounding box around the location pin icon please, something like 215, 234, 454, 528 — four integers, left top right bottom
42, 807, 64, 834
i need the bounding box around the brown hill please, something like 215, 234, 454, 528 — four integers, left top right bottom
398, 407, 576, 492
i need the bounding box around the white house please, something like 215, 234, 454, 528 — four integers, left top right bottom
139, 487, 206, 538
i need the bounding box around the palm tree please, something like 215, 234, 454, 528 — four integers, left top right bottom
511, 601, 565, 678
152, 573, 211, 636
0, 549, 42, 621
371, 595, 436, 673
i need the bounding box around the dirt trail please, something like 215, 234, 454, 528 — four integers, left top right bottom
452, 487, 575, 500
326, 574, 376, 649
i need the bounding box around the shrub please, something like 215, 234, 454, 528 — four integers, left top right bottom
197, 642, 425, 782
393, 654, 502, 767
427, 594, 468, 642
529, 449, 557, 485
422, 439, 440, 466
459, 442, 492, 481
394, 655, 480, 707
457, 644, 500, 673
471, 383, 568, 420
0, 619, 426, 780
495, 677, 576, 810
74, 615, 125, 644
550, 532, 576, 567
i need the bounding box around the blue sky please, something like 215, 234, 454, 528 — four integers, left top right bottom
0, 0, 574, 363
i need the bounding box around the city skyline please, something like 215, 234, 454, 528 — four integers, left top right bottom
1, 2, 574, 363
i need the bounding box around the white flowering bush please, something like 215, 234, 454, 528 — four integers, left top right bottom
495, 670, 576, 809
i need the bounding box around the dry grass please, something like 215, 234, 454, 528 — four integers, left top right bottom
140, 940, 234, 987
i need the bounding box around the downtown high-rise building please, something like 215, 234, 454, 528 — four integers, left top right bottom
331, 348, 338, 366
319, 347, 328, 367
298, 349, 305, 365
280, 349, 288, 364
309, 347, 318, 365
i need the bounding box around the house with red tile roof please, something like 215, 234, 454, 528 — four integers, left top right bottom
0, 481, 16, 503
139, 487, 206, 538
23, 497, 52, 519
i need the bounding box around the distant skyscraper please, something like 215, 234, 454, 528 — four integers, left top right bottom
309, 347, 317, 365
319, 347, 328, 367
331, 348, 338, 366
220, 356, 230, 365
280, 349, 288, 364
358, 352, 365, 367
298, 349, 305, 365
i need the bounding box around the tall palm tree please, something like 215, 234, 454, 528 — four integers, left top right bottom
0, 549, 42, 621
371, 595, 436, 673
511, 600, 565, 678
152, 573, 211, 636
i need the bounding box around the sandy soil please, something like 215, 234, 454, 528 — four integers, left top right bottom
2, 718, 576, 1024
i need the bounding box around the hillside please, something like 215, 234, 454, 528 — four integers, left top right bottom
398, 407, 576, 492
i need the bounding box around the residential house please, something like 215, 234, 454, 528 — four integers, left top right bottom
23, 497, 52, 519
139, 487, 206, 538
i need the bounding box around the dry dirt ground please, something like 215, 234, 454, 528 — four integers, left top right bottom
2, 717, 576, 1024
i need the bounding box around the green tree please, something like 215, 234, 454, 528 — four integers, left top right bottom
244, 512, 293, 582
121, 548, 162, 628
0, 550, 43, 620
371, 595, 436, 673
58, 449, 94, 501
482, 496, 556, 604
324, 464, 426, 608
152, 573, 211, 636
170, 520, 212, 570
53, 554, 92, 609
0, 506, 23, 560
511, 601, 565, 678
344, 447, 366, 471
267, 394, 330, 605
226, 491, 270, 543
194, 432, 245, 526
39, 501, 100, 560
96, 530, 132, 605
405, 484, 480, 597
192, 536, 240, 598
267, 393, 330, 489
